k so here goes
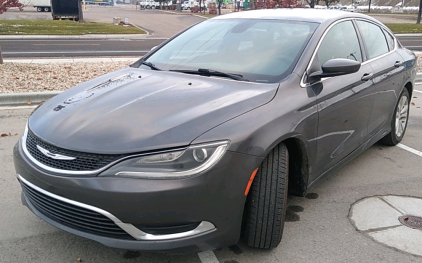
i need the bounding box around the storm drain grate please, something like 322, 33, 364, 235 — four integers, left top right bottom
399, 215, 422, 230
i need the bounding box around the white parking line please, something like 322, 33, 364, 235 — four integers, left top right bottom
414, 90, 422, 93
397, 144, 422, 158
198, 251, 220, 263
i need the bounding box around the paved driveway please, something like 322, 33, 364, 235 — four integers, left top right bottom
83, 5, 205, 38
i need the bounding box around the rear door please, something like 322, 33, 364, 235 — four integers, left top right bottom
355, 20, 406, 138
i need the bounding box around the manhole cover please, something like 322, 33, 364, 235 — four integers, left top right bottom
399, 215, 422, 230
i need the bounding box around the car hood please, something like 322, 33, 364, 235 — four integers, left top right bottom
29, 68, 278, 154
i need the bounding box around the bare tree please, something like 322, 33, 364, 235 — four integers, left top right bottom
305, 0, 319, 8
322, 0, 339, 7
417, 0, 421, 24
217, 0, 223, 14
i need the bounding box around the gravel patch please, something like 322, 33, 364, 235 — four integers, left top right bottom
0, 57, 421, 94
0, 61, 132, 93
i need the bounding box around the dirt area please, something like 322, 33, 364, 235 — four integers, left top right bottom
0, 61, 131, 93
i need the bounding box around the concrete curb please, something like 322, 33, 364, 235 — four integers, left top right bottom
158, 10, 209, 19
0, 91, 61, 106
395, 33, 422, 37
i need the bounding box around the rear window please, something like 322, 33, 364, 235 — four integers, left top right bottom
356, 21, 389, 60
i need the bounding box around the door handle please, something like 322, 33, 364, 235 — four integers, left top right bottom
361, 73, 373, 81
394, 61, 403, 67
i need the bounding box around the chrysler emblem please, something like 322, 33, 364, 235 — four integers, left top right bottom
36, 145, 76, 161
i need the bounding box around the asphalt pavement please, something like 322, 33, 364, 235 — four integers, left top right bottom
1, 85, 422, 263
0, 38, 164, 58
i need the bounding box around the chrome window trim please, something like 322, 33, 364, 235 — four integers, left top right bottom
354, 19, 398, 64
18, 174, 216, 241
300, 18, 398, 88
21, 124, 186, 175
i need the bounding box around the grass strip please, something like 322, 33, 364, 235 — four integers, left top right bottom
385, 23, 422, 34
0, 20, 145, 35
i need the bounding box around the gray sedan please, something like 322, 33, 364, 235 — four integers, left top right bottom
14, 9, 417, 253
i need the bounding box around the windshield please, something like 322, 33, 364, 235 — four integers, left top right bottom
143, 19, 318, 83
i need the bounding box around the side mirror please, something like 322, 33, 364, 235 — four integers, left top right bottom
309, 58, 361, 81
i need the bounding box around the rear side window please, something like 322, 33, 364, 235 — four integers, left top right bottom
317, 21, 362, 67
356, 21, 389, 60
383, 29, 395, 51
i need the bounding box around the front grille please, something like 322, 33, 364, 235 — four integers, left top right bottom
26, 129, 125, 172
21, 180, 135, 240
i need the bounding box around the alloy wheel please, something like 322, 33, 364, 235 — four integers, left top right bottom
395, 95, 409, 138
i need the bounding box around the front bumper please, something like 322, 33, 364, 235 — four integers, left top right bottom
14, 141, 262, 253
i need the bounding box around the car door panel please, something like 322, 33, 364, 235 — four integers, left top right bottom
366, 53, 405, 138
311, 63, 374, 182
307, 20, 375, 181
354, 20, 407, 138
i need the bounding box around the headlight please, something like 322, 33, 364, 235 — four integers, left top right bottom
99, 141, 229, 179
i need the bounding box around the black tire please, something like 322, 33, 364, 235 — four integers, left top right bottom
380, 88, 410, 146
243, 143, 288, 249
37, 7, 43, 12
44, 7, 50, 12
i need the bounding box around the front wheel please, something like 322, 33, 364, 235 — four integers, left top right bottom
243, 143, 288, 249
380, 88, 410, 146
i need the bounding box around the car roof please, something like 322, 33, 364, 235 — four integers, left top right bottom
212, 8, 377, 24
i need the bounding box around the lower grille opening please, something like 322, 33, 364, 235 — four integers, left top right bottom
21, 180, 135, 240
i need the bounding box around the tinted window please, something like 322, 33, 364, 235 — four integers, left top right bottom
356, 21, 389, 59
145, 19, 318, 83
317, 21, 362, 66
383, 29, 395, 51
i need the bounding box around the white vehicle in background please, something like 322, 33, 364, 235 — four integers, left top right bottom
140, 0, 171, 9
182, 0, 207, 11
19, 0, 51, 12
140, 0, 156, 9
182, 0, 193, 10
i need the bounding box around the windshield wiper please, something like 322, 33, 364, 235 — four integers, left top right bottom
170, 68, 248, 81
141, 61, 161, 71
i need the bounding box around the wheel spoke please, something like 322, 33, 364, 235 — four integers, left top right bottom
397, 123, 402, 136
394, 94, 409, 138
400, 105, 408, 115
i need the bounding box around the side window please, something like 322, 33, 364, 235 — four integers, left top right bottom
317, 21, 362, 67
356, 21, 389, 59
383, 29, 395, 51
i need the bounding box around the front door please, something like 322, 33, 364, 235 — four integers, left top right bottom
310, 20, 375, 182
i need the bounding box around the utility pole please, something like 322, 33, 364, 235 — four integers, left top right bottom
78, 0, 84, 22
0, 44, 3, 64
418, 0, 422, 24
